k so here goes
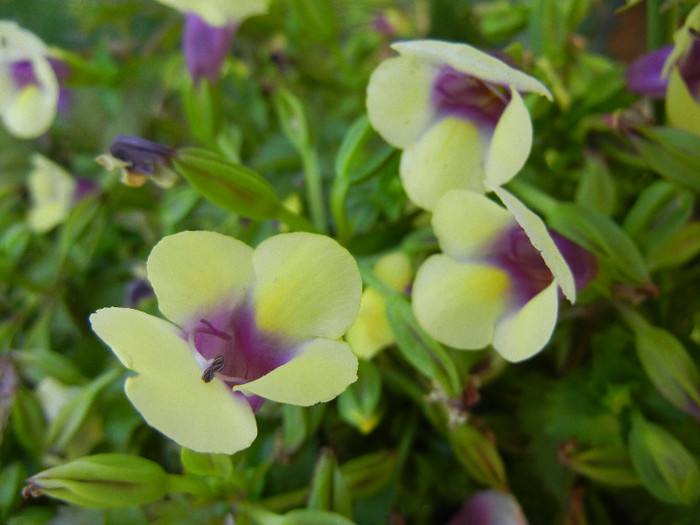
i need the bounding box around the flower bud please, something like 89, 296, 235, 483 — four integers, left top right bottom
448, 489, 528, 525
96, 135, 177, 188
448, 424, 507, 490
23, 454, 169, 508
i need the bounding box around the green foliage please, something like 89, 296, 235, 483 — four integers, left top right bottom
2, 0, 700, 523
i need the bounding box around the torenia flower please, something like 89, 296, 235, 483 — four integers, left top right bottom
26, 154, 96, 233
412, 189, 596, 362
0, 21, 59, 138
366, 40, 552, 211
155, 0, 270, 27
90, 231, 361, 454
346, 252, 413, 360
662, 3, 700, 137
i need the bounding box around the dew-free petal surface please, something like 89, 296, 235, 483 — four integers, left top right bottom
147, 231, 255, 328
346, 288, 395, 360
366, 54, 437, 148
432, 189, 513, 261
392, 40, 552, 99
491, 186, 576, 302
90, 307, 257, 454
253, 233, 361, 341
492, 281, 559, 362
666, 67, 700, 138
155, 0, 269, 26
236, 338, 358, 405
485, 89, 533, 186
412, 255, 509, 349
400, 118, 486, 211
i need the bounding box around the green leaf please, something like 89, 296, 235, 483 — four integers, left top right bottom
12, 348, 86, 385
307, 450, 352, 517
337, 360, 383, 434
340, 450, 397, 500
619, 307, 700, 420
574, 156, 617, 216
547, 202, 651, 285
647, 221, 700, 269
561, 445, 640, 487
385, 296, 462, 397
281, 405, 307, 454
622, 181, 694, 253
46, 369, 119, 453
0, 462, 25, 519
180, 448, 233, 480
173, 148, 283, 221
632, 127, 700, 191
11, 387, 46, 455
448, 424, 508, 490
629, 413, 700, 505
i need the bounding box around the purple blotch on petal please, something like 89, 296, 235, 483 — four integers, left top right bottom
488, 225, 554, 307
183, 12, 237, 85
678, 30, 700, 100
190, 305, 297, 408
448, 489, 528, 525
432, 65, 509, 129
625, 45, 672, 98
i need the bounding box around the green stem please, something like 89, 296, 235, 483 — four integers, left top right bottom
330, 176, 352, 246
300, 146, 327, 234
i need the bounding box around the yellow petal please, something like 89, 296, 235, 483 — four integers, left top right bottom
485, 89, 533, 186
253, 233, 362, 341
366, 54, 437, 148
400, 117, 486, 211
412, 255, 509, 349
432, 189, 513, 261
235, 338, 358, 406
492, 281, 559, 362
90, 308, 257, 454
392, 40, 552, 100
373, 252, 412, 292
155, 0, 270, 26
147, 231, 255, 328
346, 288, 395, 360
491, 186, 576, 302
666, 67, 700, 138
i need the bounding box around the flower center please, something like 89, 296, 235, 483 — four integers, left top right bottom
10, 60, 39, 90
488, 225, 554, 306
432, 65, 509, 129
187, 305, 295, 395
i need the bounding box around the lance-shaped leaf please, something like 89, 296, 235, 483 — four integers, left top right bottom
337, 359, 383, 434
448, 424, 508, 490
631, 127, 700, 192
629, 413, 700, 505
173, 148, 283, 221
619, 307, 700, 420
307, 449, 352, 517
546, 201, 651, 286
23, 454, 170, 508
559, 444, 640, 487
622, 180, 694, 253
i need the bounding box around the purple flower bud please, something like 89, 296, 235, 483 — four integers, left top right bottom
626, 45, 673, 98
108, 135, 175, 175
183, 12, 237, 85
449, 490, 528, 525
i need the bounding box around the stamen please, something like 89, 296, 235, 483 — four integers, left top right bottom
201, 355, 225, 383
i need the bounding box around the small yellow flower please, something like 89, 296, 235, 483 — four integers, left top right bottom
91, 231, 361, 454
26, 154, 76, 233
346, 252, 413, 360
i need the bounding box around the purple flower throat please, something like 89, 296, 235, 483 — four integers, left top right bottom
187, 305, 295, 411
432, 66, 510, 129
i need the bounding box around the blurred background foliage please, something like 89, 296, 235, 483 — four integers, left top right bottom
1, 0, 700, 523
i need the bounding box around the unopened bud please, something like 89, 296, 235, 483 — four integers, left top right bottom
23, 454, 169, 508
